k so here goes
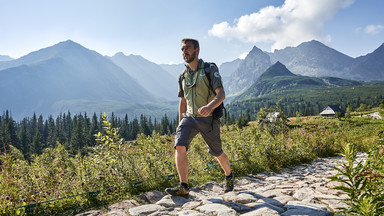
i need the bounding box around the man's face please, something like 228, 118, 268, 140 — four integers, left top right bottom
181, 41, 198, 63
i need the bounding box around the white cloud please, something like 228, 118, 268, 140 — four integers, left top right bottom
209, 0, 354, 51
364, 24, 384, 35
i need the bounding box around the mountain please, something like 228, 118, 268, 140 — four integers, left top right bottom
219, 58, 242, 84
234, 61, 364, 101
223, 40, 384, 96
0, 40, 157, 119
228, 61, 384, 117
110, 52, 177, 100
159, 63, 185, 79
226, 46, 271, 96
0, 55, 13, 61
349, 43, 384, 81
269, 40, 354, 78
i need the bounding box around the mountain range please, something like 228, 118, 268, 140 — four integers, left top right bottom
224, 40, 384, 96
0, 40, 176, 120
0, 39, 383, 120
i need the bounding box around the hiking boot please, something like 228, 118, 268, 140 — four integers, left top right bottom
165, 184, 189, 197
224, 173, 235, 192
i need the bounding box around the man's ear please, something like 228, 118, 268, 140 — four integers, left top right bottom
196, 47, 200, 55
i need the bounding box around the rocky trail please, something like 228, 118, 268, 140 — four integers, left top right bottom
77, 153, 367, 216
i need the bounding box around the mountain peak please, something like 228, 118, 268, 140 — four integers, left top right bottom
56, 40, 83, 48
373, 42, 384, 54
112, 52, 127, 58
259, 61, 296, 79
249, 46, 264, 54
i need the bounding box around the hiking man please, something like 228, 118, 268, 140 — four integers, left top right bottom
165, 38, 234, 197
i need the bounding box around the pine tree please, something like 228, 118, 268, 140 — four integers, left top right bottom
18, 119, 28, 155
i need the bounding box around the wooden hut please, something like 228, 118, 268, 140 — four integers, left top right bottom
319, 105, 345, 117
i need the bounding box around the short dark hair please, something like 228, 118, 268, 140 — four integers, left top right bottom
181, 38, 199, 50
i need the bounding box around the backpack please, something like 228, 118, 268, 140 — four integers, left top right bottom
203, 62, 226, 119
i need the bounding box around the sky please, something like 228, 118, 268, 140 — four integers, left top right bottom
0, 0, 383, 66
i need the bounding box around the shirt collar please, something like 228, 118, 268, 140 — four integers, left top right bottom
185, 59, 204, 73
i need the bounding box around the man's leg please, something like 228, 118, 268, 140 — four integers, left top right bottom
216, 152, 231, 176
175, 146, 189, 184
165, 146, 190, 196
217, 152, 235, 192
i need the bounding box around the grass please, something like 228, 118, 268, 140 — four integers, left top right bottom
0, 110, 383, 215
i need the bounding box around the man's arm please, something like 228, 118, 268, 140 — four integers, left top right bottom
197, 87, 225, 117
179, 97, 187, 122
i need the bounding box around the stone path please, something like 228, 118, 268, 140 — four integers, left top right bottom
77, 153, 367, 216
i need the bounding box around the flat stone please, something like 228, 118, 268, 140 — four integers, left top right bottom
128, 204, 166, 216
258, 197, 285, 208
265, 176, 287, 181
177, 210, 206, 216
286, 201, 333, 214
138, 191, 164, 204
103, 210, 128, 216
196, 203, 237, 216
202, 197, 224, 204
223, 201, 253, 213
321, 199, 350, 212
293, 188, 316, 200
281, 208, 334, 216
156, 195, 191, 207
246, 201, 285, 213
241, 207, 280, 216
273, 195, 296, 205
224, 192, 258, 204
108, 199, 140, 211
75, 210, 104, 216
182, 201, 202, 210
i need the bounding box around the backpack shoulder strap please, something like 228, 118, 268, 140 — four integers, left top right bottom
204, 62, 217, 95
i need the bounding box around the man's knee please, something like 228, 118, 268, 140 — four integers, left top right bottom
176, 146, 187, 153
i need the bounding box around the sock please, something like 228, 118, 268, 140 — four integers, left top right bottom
180, 182, 189, 189
226, 172, 233, 179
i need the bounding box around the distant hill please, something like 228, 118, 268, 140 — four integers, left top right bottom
110, 52, 177, 100
228, 61, 384, 117
234, 61, 365, 101
0, 40, 158, 120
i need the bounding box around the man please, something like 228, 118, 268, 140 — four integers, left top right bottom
165, 38, 234, 197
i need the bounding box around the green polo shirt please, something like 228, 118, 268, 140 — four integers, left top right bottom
178, 59, 223, 117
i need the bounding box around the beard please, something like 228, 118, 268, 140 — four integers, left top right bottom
184, 51, 197, 63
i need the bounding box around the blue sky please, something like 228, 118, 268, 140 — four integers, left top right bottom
0, 0, 383, 65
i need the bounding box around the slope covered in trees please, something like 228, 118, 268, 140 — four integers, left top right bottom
0, 111, 178, 158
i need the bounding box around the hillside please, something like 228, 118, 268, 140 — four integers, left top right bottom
233, 61, 365, 102
110, 53, 177, 100
228, 62, 384, 117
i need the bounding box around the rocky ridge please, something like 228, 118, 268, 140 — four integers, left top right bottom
77, 153, 367, 216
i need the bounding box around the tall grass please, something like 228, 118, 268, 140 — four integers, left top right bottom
0, 112, 383, 215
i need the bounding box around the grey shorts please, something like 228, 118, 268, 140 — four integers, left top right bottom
174, 115, 223, 157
